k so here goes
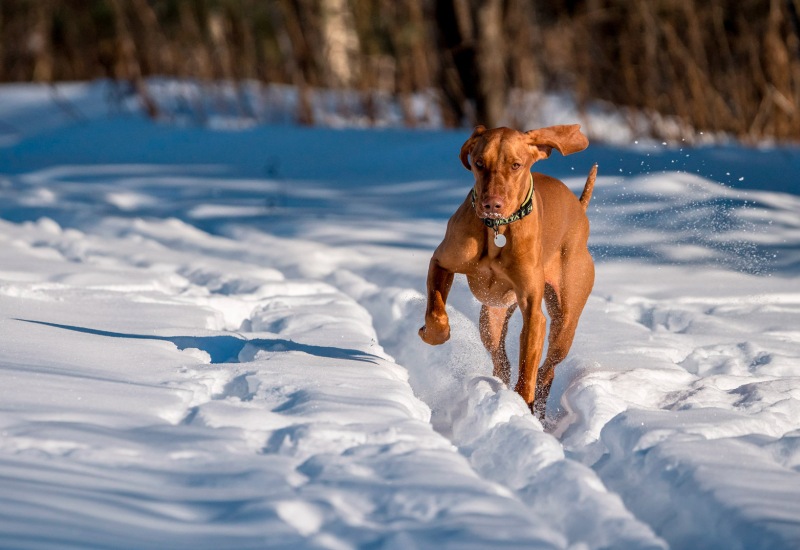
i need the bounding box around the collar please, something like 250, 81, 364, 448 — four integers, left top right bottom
471, 173, 535, 230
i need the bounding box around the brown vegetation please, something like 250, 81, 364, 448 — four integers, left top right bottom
1, 0, 799, 141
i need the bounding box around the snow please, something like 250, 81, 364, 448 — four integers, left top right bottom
0, 81, 799, 549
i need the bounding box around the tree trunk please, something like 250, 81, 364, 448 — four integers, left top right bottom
474, 0, 506, 127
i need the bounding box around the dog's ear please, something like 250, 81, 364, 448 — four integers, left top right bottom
525, 124, 588, 161
459, 125, 487, 170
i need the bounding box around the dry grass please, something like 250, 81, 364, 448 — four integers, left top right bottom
1, 0, 798, 141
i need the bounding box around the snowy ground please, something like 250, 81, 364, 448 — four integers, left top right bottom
1, 82, 800, 549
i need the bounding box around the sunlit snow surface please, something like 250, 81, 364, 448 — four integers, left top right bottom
1, 82, 799, 549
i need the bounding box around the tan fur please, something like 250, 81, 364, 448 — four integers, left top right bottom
419, 125, 596, 418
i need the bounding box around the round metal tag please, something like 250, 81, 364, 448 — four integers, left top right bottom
493, 233, 507, 247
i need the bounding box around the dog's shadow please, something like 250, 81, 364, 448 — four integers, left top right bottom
16, 319, 379, 365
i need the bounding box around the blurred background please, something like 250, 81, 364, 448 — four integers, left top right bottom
1, 0, 799, 142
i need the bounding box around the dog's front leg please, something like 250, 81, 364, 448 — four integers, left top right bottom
515, 289, 547, 413
419, 258, 454, 345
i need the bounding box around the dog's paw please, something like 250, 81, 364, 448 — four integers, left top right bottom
530, 399, 546, 421
418, 323, 450, 345
531, 386, 550, 420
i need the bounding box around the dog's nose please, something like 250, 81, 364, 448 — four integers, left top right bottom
482, 196, 504, 214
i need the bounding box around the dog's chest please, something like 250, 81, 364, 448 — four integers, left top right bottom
465, 256, 518, 307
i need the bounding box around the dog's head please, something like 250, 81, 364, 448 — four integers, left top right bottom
460, 125, 588, 220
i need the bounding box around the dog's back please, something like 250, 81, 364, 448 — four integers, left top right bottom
535, 169, 594, 266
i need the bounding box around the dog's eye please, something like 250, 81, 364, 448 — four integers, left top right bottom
512, 162, 521, 170
475, 159, 484, 169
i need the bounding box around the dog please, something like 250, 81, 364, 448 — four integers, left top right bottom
418, 124, 596, 418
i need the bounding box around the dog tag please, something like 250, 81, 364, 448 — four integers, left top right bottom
493, 233, 507, 247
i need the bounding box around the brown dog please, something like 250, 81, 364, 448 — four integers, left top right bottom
419, 125, 596, 418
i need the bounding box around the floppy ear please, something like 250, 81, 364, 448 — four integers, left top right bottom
525, 124, 588, 161
459, 125, 487, 170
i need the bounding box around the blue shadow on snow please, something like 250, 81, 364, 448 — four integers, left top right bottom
16, 319, 380, 365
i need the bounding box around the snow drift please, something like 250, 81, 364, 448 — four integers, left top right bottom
1, 81, 799, 549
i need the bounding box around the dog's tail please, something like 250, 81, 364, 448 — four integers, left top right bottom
579, 163, 597, 211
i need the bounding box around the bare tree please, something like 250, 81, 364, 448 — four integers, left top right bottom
434, 0, 520, 127
0, 0, 798, 140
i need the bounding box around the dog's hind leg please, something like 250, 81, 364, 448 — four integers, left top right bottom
479, 304, 517, 385
538, 252, 595, 411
